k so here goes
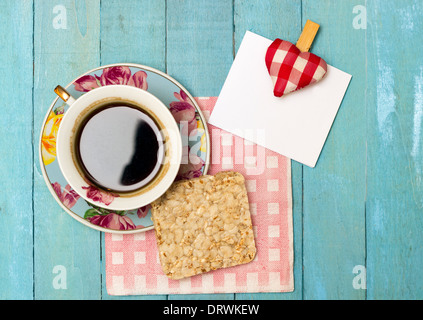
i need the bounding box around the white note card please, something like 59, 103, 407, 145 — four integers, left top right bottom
208, 31, 352, 167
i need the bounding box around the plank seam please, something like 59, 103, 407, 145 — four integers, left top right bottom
165, 0, 168, 74
232, 0, 235, 59
364, 0, 368, 300
31, 0, 35, 301
300, 0, 304, 301
165, 0, 168, 300
99, 0, 103, 301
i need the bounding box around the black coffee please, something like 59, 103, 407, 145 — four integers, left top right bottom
75, 103, 164, 193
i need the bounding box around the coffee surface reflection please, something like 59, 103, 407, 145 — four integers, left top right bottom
76, 103, 164, 193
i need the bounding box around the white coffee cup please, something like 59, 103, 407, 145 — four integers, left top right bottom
55, 84, 182, 211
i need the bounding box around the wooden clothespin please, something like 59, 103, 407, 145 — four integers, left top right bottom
296, 20, 320, 53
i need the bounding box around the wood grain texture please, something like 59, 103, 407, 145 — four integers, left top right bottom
100, 0, 166, 70
166, 0, 234, 300
1, 0, 423, 300
233, 0, 303, 300
99, 0, 167, 300
366, 0, 423, 299
33, 0, 102, 299
0, 0, 34, 300
302, 0, 366, 299
166, 0, 234, 97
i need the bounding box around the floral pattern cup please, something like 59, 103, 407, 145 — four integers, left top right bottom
40, 64, 209, 232
54, 84, 183, 212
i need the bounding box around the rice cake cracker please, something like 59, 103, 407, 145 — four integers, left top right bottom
151, 171, 256, 280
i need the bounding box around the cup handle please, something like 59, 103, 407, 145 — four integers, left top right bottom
54, 85, 76, 106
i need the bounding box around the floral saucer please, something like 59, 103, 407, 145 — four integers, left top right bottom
39, 63, 210, 234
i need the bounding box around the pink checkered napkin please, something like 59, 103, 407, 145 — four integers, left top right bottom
105, 97, 294, 295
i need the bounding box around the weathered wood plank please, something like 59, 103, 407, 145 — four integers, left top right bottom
233, 0, 303, 300
366, 0, 423, 299
166, 0, 234, 300
302, 0, 367, 299
100, 0, 166, 70
99, 0, 167, 300
1, 0, 420, 301
0, 0, 34, 300
33, 0, 102, 299
166, 0, 234, 97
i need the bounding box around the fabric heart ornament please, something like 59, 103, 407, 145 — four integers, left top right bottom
265, 38, 328, 97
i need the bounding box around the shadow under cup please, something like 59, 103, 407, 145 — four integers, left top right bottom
70, 97, 172, 197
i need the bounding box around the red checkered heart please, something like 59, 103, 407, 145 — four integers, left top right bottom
265, 39, 328, 97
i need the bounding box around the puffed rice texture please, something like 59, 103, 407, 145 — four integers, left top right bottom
151, 171, 256, 280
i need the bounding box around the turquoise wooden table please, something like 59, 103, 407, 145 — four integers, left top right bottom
1, 0, 422, 300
